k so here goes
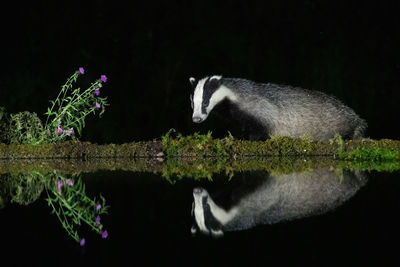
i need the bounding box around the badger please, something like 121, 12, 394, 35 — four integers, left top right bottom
189, 76, 367, 140
191, 168, 366, 237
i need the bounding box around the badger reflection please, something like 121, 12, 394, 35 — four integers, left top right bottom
191, 168, 366, 237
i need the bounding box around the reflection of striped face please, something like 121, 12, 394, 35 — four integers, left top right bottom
190, 76, 223, 123
191, 187, 224, 237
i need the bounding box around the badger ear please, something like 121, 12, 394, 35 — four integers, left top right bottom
191, 224, 197, 235
189, 77, 196, 88
211, 228, 224, 238
208, 75, 223, 88
209, 75, 222, 81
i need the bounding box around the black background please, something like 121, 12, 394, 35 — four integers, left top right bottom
1, 1, 400, 143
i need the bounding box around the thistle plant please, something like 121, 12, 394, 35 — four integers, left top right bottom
45, 170, 109, 245
43, 67, 108, 143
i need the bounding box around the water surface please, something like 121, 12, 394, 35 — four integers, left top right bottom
0, 159, 399, 266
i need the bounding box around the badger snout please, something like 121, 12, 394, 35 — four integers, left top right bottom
193, 187, 208, 197
192, 116, 204, 123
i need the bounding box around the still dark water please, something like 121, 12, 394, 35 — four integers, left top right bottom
1, 166, 400, 266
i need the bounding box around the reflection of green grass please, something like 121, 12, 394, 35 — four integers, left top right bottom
161, 156, 229, 183
340, 160, 400, 172
160, 155, 400, 183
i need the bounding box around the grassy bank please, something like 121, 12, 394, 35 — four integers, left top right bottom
1, 133, 399, 161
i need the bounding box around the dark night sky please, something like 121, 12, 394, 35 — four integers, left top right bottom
0, 1, 400, 143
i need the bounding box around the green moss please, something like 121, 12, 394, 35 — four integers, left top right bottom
339, 147, 400, 162
161, 131, 400, 162
162, 129, 229, 157
162, 130, 318, 158
264, 135, 313, 156
332, 134, 344, 154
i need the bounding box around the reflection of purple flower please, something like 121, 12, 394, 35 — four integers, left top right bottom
57, 181, 64, 190
80, 238, 85, 246
79, 67, 85, 75
95, 215, 101, 223
66, 129, 74, 136
102, 230, 108, 239
94, 89, 100, 96
100, 75, 107, 83
96, 204, 101, 211
95, 103, 101, 109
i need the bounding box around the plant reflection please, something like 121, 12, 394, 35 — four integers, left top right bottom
0, 170, 109, 245
45, 170, 109, 245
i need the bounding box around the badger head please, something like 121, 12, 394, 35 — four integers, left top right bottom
191, 187, 238, 238
189, 75, 237, 123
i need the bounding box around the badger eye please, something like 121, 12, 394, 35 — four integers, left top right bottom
190, 94, 193, 109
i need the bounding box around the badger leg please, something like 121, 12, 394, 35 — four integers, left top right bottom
238, 113, 269, 141
241, 121, 267, 141
352, 122, 367, 140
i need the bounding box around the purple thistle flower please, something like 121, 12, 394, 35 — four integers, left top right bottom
95, 102, 101, 109
100, 75, 107, 83
96, 204, 101, 211
102, 230, 108, 239
66, 179, 74, 186
94, 89, 100, 96
56, 124, 63, 134
66, 129, 74, 136
57, 181, 64, 190
80, 238, 86, 246
79, 67, 85, 75
95, 215, 101, 223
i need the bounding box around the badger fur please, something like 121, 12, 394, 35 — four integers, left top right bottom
191, 168, 366, 237
189, 76, 367, 140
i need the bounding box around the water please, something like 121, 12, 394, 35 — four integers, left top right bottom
0, 159, 399, 266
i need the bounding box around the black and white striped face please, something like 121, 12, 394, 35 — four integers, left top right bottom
189, 75, 224, 123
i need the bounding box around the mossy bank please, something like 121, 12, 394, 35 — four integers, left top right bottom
0, 133, 399, 164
